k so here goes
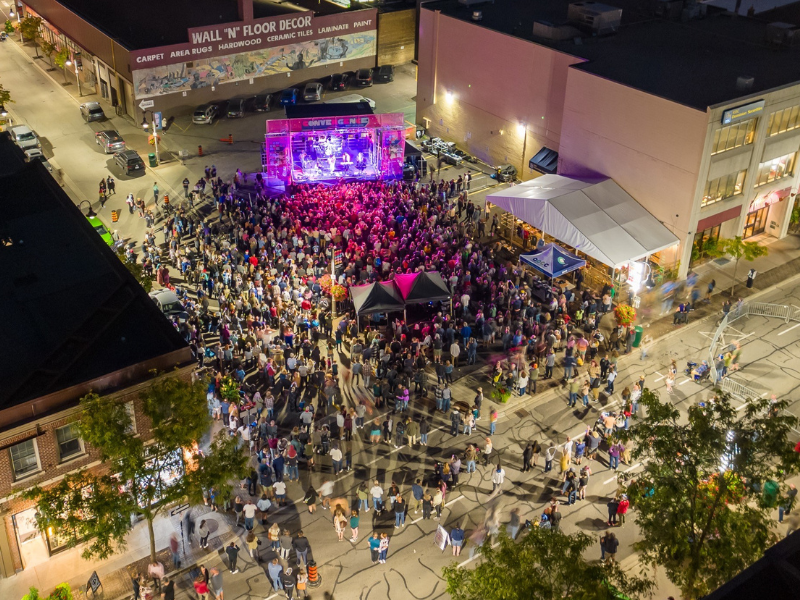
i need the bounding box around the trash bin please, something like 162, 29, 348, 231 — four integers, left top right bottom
632, 325, 644, 348
148, 153, 157, 167
763, 480, 780, 508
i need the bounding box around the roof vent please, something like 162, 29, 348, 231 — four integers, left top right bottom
736, 76, 754, 91
472, 10, 483, 20
568, 2, 622, 34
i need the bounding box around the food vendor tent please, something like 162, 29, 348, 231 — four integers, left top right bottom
487, 175, 679, 268
393, 272, 452, 304
520, 243, 586, 278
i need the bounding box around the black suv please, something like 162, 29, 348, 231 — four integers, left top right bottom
354, 68, 373, 87
374, 65, 394, 83
114, 150, 145, 174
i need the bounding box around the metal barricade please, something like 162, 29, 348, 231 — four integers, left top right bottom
720, 377, 758, 402
746, 302, 791, 323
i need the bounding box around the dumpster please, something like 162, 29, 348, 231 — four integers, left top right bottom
632, 325, 644, 348
148, 153, 157, 167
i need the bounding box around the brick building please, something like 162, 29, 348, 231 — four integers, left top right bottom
0, 135, 192, 577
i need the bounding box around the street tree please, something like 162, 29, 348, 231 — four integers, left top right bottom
116, 245, 153, 292
0, 83, 12, 108
4, 20, 14, 35
19, 16, 42, 53
618, 389, 800, 599
40, 40, 56, 69
53, 47, 69, 84
24, 375, 248, 563
442, 526, 653, 600
709, 236, 769, 295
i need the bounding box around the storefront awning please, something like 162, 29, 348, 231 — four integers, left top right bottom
520, 243, 586, 278
529, 147, 559, 174
487, 175, 679, 268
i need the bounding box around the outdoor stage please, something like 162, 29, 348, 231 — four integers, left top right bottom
264, 112, 406, 186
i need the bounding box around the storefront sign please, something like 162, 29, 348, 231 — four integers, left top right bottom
130, 10, 377, 70
721, 100, 765, 125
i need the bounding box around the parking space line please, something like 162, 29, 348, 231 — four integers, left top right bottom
778, 323, 800, 336
679, 379, 691, 385
653, 372, 666, 382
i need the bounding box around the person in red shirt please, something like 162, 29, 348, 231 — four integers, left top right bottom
193, 576, 210, 600
616, 494, 630, 526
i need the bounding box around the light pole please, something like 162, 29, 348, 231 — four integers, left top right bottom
142, 111, 160, 166
65, 59, 82, 96
78, 199, 96, 217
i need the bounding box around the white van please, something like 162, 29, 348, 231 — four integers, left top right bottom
324, 94, 376, 110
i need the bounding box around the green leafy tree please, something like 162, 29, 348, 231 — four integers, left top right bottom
19, 16, 42, 53
618, 389, 800, 599
4, 20, 14, 34
40, 40, 56, 69
0, 83, 12, 108
442, 527, 652, 600
53, 47, 71, 85
25, 375, 248, 563
23, 471, 131, 560
116, 246, 153, 292
708, 236, 769, 295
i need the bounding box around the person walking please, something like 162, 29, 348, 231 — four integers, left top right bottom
411, 479, 424, 514
291, 531, 311, 567
280, 568, 296, 599
193, 576, 211, 600
369, 533, 381, 564
605, 532, 619, 563
450, 525, 465, 556
198, 519, 210, 549
267, 558, 284, 591
303, 484, 318, 513
245, 531, 261, 560
225, 542, 240, 574
491, 464, 506, 493
378, 532, 390, 564
394, 494, 407, 527
209, 568, 223, 600
349, 509, 360, 542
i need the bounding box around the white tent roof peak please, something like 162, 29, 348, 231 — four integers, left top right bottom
487, 175, 679, 268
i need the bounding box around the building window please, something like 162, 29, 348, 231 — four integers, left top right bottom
755, 152, 797, 187
691, 225, 721, 266
767, 105, 800, 137
711, 118, 757, 155
125, 402, 137, 434
10, 439, 41, 479
702, 170, 746, 207
55, 423, 84, 461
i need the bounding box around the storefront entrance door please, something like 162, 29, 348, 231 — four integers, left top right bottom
744, 206, 769, 239
12, 508, 49, 569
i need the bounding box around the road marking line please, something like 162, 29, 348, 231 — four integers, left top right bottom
653, 372, 666, 382
679, 379, 691, 385
458, 541, 500, 568
603, 460, 646, 484
778, 323, 800, 336
409, 495, 463, 524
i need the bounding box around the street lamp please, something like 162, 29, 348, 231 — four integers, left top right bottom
0, 106, 7, 117
141, 110, 160, 166
65, 59, 82, 96
78, 199, 96, 218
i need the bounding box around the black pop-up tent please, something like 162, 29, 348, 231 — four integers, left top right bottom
393, 272, 452, 304
350, 281, 405, 316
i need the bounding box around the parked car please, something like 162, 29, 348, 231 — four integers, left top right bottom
354, 68, 373, 87
280, 88, 299, 106
95, 130, 126, 154
494, 164, 518, 182
254, 93, 274, 112
10, 125, 40, 152
87, 215, 114, 246
373, 65, 394, 83
325, 93, 376, 110
192, 103, 219, 124
149, 289, 188, 321
114, 149, 145, 174
80, 102, 106, 122
329, 73, 350, 91
227, 96, 254, 118
303, 82, 324, 102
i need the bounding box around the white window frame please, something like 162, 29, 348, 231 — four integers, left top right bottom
10, 438, 42, 481
125, 402, 137, 434
55, 422, 85, 463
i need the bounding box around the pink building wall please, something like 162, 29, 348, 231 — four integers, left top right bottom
417, 10, 584, 176
559, 68, 708, 253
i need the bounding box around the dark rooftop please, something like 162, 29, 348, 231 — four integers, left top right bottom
50, 0, 311, 50
285, 102, 375, 118
0, 135, 189, 410
424, 0, 800, 110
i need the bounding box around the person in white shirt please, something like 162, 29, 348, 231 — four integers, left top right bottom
369, 481, 384, 512
491, 465, 506, 492
329, 446, 344, 475
460, 293, 471, 315
318, 480, 335, 510
243, 501, 257, 531
450, 342, 461, 368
